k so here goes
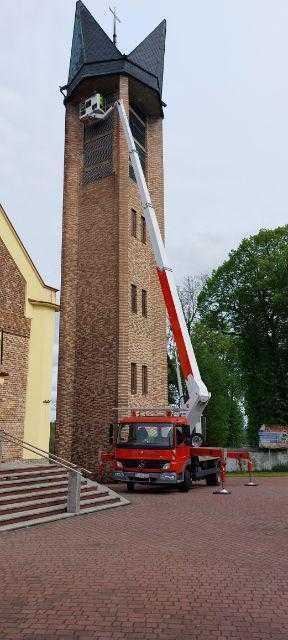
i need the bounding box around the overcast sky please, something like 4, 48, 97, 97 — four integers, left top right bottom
1, 0, 288, 286
1, 0, 288, 413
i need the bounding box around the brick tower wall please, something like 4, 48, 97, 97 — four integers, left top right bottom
56, 75, 167, 471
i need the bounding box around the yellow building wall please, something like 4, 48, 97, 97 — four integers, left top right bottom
0, 205, 59, 457
23, 302, 56, 457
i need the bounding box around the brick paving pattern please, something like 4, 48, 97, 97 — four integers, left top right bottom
1, 477, 288, 640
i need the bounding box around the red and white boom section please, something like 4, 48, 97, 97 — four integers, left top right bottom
115, 100, 210, 433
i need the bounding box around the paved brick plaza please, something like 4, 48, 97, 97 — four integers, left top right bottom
1, 477, 287, 640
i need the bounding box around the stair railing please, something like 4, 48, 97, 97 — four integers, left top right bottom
0, 428, 92, 514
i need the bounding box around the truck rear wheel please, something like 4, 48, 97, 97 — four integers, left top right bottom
127, 482, 135, 492
179, 469, 192, 492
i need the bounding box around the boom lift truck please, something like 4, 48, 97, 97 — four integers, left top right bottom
80, 94, 252, 492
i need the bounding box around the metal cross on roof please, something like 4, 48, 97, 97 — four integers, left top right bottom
109, 6, 121, 46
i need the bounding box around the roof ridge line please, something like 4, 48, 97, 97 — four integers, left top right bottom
77, 0, 122, 57
128, 18, 166, 58
0, 203, 58, 292
79, 3, 86, 60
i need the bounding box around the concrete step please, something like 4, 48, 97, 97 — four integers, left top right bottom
0, 479, 70, 495
0, 492, 126, 527
0, 497, 129, 532
0, 473, 69, 489
0, 486, 69, 504
0, 484, 106, 504
0, 467, 67, 483
0, 503, 66, 524
0, 464, 62, 477
0, 496, 66, 514
79, 494, 119, 508
0, 490, 111, 515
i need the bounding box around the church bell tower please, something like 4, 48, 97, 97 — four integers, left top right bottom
56, 1, 167, 469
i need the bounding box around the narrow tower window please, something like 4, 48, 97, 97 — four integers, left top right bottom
0, 330, 3, 365
131, 209, 137, 238
141, 289, 147, 318
141, 216, 146, 244
131, 363, 137, 395
131, 284, 137, 314
142, 365, 148, 395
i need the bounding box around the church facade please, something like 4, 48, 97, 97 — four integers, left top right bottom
56, 1, 168, 470
0, 204, 59, 460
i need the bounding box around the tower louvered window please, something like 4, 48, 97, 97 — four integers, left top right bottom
83, 94, 116, 183
129, 108, 146, 182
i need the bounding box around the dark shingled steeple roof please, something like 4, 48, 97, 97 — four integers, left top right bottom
128, 20, 166, 95
68, 1, 122, 83
65, 1, 166, 103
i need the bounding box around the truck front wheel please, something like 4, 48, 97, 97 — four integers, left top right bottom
179, 469, 192, 492
127, 482, 135, 492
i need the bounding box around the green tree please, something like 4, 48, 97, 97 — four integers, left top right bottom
192, 322, 244, 446
198, 226, 288, 444
227, 396, 245, 447
167, 275, 244, 446
167, 276, 206, 405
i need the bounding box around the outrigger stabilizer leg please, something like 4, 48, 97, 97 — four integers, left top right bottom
213, 459, 231, 495
244, 458, 258, 486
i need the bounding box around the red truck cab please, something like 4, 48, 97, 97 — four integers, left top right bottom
112, 414, 220, 492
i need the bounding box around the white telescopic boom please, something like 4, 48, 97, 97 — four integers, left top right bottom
115, 100, 210, 431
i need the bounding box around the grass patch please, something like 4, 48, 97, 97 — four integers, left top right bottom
227, 471, 288, 477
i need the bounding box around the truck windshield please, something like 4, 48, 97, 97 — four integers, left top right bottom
117, 423, 174, 449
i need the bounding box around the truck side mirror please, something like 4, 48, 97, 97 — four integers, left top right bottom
108, 424, 114, 445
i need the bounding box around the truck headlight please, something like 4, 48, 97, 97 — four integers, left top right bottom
163, 463, 170, 470
115, 461, 123, 469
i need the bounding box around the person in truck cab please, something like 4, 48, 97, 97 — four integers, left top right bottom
135, 426, 149, 444
153, 427, 172, 446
